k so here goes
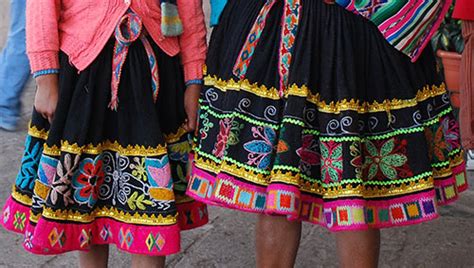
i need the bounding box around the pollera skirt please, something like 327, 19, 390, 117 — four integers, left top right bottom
186, 0, 468, 231
1, 39, 208, 255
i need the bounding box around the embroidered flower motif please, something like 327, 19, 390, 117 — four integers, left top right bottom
244, 126, 277, 169
425, 123, 448, 162
363, 138, 409, 180
73, 156, 105, 207
131, 157, 147, 181
100, 152, 134, 206
213, 118, 243, 158
51, 154, 80, 206
297, 135, 320, 175
320, 141, 343, 183
350, 142, 363, 179
441, 117, 460, 151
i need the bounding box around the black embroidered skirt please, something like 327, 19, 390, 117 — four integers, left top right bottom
2, 39, 208, 255
187, 0, 467, 231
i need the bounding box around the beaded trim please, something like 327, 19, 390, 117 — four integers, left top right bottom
32, 69, 60, 79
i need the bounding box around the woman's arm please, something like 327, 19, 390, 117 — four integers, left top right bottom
26, 0, 61, 75
177, 0, 207, 84
26, 0, 61, 123
177, 0, 207, 131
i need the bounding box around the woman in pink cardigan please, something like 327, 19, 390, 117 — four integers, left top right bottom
1, 0, 207, 267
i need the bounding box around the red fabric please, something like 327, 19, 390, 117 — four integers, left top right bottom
460, 21, 474, 149
25, 0, 207, 82
453, 0, 474, 21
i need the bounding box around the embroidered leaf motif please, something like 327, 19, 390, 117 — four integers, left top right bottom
127, 192, 152, 210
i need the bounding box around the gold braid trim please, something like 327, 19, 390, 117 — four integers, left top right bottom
28, 124, 49, 140
11, 185, 32, 206
204, 75, 447, 114
42, 206, 177, 225
43, 140, 168, 157
164, 126, 188, 144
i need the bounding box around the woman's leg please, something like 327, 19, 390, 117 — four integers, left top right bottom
256, 214, 302, 268
78, 244, 109, 268
336, 229, 381, 268
131, 255, 166, 268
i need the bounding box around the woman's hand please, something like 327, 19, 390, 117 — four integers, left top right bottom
183, 84, 201, 132
34, 74, 59, 124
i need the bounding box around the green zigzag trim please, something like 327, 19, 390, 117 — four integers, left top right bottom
195, 148, 222, 164
432, 161, 450, 168
448, 148, 462, 157
302, 129, 321, 135
273, 165, 300, 173
423, 107, 452, 127
301, 171, 432, 187
201, 105, 280, 128
282, 117, 305, 127
223, 156, 271, 175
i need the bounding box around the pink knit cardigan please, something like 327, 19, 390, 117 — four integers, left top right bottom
25, 0, 207, 82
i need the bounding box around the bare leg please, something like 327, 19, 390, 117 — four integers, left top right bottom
336, 229, 381, 268
78, 244, 109, 268
256, 214, 302, 268
131, 255, 166, 268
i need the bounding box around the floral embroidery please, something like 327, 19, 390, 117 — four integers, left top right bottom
244, 126, 276, 169
320, 141, 343, 183
51, 154, 80, 206
425, 123, 448, 162
131, 157, 147, 181
213, 118, 243, 158
350, 142, 363, 179
297, 135, 320, 175
72, 156, 105, 207
363, 138, 410, 180
441, 117, 460, 151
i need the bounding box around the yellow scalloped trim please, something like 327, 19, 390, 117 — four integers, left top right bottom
204, 75, 447, 114
28, 124, 49, 140
11, 185, 32, 206
164, 126, 188, 144
43, 140, 168, 157
42, 206, 177, 225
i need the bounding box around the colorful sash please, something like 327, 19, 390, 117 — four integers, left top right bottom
233, 0, 302, 97
110, 12, 160, 111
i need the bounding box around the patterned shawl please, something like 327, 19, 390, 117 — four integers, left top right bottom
210, 0, 453, 61
336, 0, 453, 61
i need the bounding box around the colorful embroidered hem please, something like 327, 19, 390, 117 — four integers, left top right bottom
2, 125, 208, 255
187, 77, 467, 231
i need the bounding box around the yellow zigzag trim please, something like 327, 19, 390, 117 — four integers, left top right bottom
42, 206, 177, 226
43, 140, 168, 157
28, 124, 49, 140
204, 75, 447, 114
